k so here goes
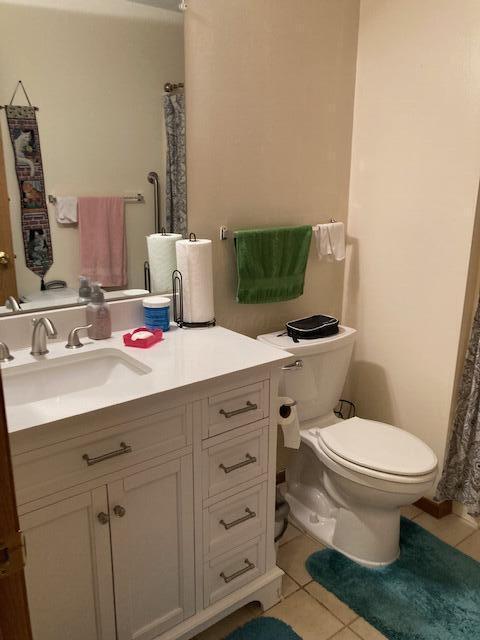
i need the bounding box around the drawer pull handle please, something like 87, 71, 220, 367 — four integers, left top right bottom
282, 359, 303, 371
219, 401, 258, 419
220, 558, 255, 583
82, 442, 132, 466
220, 507, 256, 530
219, 453, 257, 474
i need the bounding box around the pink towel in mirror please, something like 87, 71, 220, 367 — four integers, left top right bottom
78, 196, 127, 287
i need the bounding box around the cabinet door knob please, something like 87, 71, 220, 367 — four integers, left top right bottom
113, 505, 126, 518
97, 512, 110, 525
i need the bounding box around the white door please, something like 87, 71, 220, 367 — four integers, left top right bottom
19, 487, 116, 640
109, 455, 195, 640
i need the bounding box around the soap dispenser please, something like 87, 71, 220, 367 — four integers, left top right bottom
78, 276, 92, 303
86, 283, 112, 340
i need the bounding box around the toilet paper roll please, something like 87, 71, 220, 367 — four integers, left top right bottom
146, 233, 182, 294
175, 238, 215, 323
278, 396, 301, 449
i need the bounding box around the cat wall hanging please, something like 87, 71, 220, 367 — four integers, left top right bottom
3, 81, 53, 288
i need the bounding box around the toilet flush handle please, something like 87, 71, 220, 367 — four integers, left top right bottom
282, 359, 303, 371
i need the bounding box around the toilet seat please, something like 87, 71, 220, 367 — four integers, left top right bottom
305, 417, 438, 485
318, 417, 438, 477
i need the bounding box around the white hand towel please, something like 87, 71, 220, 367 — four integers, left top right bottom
313, 222, 345, 261
55, 196, 78, 224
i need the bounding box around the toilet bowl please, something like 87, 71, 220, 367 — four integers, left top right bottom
257, 326, 438, 567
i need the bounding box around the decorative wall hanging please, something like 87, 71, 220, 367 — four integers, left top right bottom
3, 81, 53, 288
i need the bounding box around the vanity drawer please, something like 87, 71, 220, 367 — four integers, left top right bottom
203, 381, 269, 438
204, 536, 266, 607
202, 426, 268, 499
204, 482, 267, 558
13, 405, 191, 504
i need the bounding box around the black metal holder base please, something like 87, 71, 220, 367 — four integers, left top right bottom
144, 261, 151, 292
175, 319, 216, 329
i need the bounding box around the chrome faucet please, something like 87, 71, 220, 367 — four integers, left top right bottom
0, 342, 13, 362
31, 317, 58, 356
5, 296, 21, 312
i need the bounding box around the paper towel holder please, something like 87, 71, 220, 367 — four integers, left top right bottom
172, 269, 216, 329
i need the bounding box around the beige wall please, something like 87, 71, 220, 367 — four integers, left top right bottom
185, 0, 360, 338
0, 1, 183, 295
343, 0, 480, 491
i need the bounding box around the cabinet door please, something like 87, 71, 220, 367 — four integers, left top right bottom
19, 488, 116, 640
109, 455, 195, 640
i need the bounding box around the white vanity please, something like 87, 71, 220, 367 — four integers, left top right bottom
3, 317, 290, 640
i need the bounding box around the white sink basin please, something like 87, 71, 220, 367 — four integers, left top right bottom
2, 348, 152, 407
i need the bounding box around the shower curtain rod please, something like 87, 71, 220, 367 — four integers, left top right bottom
164, 82, 184, 93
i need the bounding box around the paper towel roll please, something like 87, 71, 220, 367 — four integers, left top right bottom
278, 396, 301, 449
146, 233, 182, 294
175, 238, 215, 323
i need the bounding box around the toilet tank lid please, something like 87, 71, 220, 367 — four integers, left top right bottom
257, 325, 356, 355
318, 417, 438, 477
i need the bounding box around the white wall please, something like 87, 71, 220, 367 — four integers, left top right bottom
0, 1, 184, 295
185, 0, 360, 339
343, 0, 480, 491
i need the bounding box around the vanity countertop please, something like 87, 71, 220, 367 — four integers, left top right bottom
2, 325, 292, 434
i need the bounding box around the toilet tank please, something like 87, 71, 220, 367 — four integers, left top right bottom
257, 326, 356, 425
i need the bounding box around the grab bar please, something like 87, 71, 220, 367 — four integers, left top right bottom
147, 171, 161, 233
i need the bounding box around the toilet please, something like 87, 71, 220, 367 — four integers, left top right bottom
257, 325, 438, 567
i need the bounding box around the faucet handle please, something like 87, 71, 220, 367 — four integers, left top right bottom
65, 325, 92, 350
5, 296, 21, 312
0, 342, 13, 363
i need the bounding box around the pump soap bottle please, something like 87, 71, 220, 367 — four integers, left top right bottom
86, 283, 112, 340
78, 276, 92, 303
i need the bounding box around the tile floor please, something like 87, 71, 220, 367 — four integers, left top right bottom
194, 508, 479, 640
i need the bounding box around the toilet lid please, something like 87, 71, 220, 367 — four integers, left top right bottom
318, 417, 438, 477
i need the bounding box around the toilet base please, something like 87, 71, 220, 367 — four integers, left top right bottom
281, 437, 418, 567
283, 489, 401, 567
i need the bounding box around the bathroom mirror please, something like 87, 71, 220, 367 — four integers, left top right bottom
0, 0, 185, 316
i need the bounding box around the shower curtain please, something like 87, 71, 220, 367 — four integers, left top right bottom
164, 92, 187, 236
436, 297, 480, 516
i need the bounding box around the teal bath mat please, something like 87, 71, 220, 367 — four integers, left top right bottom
306, 517, 480, 639
225, 617, 301, 640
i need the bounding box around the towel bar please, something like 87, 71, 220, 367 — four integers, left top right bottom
219, 221, 338, 240
48, 194, 145, 205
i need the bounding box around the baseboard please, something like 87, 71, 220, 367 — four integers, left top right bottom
414, 497, 452, 519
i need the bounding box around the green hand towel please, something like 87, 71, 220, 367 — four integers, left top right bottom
235, 225, 312, 304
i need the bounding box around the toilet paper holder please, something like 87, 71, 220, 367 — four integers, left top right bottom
279, 398, 297, 418
172, 268, 216, 329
